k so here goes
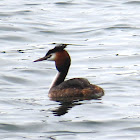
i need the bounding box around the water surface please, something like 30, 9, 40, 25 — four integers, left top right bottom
0, 0, 140, 139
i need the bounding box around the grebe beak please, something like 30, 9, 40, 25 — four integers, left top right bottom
34, 55, 49, 62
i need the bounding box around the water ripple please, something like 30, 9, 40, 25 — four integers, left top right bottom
124, 1, 140, 5
0, 0, 140, 139
2, 75, 32, 85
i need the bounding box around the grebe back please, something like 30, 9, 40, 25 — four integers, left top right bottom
34, 44, 104, 99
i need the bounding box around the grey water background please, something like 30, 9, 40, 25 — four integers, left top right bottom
0, 0, 140, 139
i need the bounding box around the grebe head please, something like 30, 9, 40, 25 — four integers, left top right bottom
34, 44, 71, 72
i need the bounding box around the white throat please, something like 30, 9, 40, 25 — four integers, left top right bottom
49, 72, 59, 90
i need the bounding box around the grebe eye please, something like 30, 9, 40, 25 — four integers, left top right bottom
47, 53, 56, 61
48, 54, 52, 58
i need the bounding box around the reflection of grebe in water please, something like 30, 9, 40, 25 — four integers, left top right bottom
34, 44, 104, 100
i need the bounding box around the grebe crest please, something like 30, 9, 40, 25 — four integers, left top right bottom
34, 44, 104, 99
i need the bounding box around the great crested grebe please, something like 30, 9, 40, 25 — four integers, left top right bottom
34, 44, 104, 99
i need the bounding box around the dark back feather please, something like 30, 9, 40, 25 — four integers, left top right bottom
53, 78, 91, 90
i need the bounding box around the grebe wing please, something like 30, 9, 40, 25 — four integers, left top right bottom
49, 78, 104, 99
56, 78, 91, 89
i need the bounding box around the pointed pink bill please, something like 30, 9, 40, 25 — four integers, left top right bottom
34, 56, 48, 62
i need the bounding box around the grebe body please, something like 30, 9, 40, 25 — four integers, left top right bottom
34, 44, 104, 99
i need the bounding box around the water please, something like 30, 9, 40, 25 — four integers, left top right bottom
0, 0, 140, 139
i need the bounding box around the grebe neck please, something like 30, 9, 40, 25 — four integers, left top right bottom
49, 70, 68, 90
49, 50, 71, 90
